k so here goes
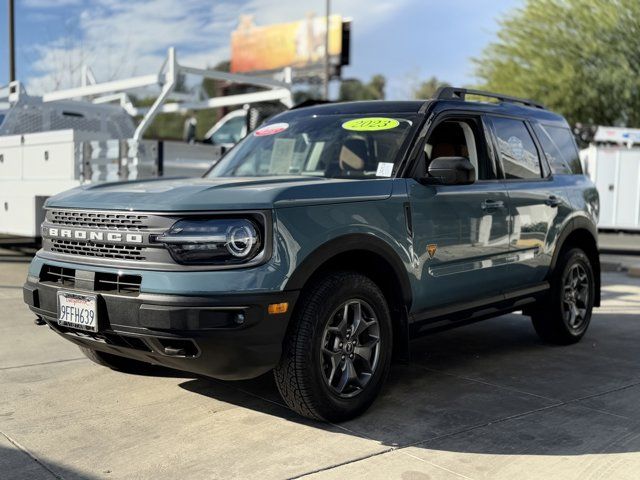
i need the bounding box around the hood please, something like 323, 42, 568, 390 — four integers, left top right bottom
46, 176, 394, 212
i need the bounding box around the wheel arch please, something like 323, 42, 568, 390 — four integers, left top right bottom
285, 234, 413, 360
551, 217, 601, 307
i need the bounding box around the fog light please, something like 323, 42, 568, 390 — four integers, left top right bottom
268, 302, 289, 315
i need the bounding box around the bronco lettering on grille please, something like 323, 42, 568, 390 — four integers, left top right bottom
44, 227, 144, 244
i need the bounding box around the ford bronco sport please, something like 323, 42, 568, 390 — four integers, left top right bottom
23, 88, 600, 422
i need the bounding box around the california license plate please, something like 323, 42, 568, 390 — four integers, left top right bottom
57, 291, 98, 332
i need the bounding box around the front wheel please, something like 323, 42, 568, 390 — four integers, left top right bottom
274, 271, 393, 422
531, 248, 595, 345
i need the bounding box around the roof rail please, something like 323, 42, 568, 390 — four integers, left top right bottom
435, 87, 545, 109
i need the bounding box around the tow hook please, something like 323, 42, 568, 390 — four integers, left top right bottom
164, 347, 186, 356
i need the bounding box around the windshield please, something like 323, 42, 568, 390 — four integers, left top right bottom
0, 112, 5, 127
207, 114, 417, 179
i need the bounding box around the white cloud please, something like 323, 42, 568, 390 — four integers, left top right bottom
25, 0, 409, 94
23, 0, 83, 7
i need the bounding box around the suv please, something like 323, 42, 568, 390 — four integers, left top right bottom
23, 88, 600, 422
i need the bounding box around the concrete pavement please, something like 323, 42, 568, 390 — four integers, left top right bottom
2, 249, 640, 479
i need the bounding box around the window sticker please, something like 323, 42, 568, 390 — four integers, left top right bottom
376, 162, 394, 177
254, 122, 289, 137
342, 117, 400, 132
270, 138, 296, 174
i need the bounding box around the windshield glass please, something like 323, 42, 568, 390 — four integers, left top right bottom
206, 114, 417, 179
0, 112, 5, 127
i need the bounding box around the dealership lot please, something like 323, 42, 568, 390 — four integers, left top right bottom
2, 249, 640, 479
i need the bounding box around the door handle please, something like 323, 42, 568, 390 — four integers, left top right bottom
545, 195, 561, 208
481, 199, 505, 211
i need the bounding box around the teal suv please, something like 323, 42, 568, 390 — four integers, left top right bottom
23, 88, 600, 421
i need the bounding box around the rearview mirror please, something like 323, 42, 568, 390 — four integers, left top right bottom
422, 156, 476, 185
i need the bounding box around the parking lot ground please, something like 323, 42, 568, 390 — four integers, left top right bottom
2, 248, 640, 479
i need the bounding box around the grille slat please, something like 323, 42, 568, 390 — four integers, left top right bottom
40, 265, 75, 286
51, 239, 145, 261
95, 273, 142, 294
49, 210, 149, 231
40, 264, 142, 295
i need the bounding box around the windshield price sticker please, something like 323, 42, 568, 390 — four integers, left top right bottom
342, 117, 400, 132
254, 122, 289, 137
376, 162, 394, 177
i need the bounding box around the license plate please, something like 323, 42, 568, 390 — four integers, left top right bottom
57, 291, 98, 332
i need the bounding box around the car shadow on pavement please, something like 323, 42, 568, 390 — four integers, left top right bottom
0, 445, 100, 480
178, 310, 640, 457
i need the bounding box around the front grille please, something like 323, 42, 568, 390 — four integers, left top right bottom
40, 264, 142, 295
51, 239, 145, 261
95, 272, 142, 294
41, 208, 182, 267
40, 265, 75, 287
49, 209, 149, 231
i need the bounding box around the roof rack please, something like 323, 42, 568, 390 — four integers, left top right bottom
435, 87, 545, 109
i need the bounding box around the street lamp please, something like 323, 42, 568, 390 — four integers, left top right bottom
8, 0, 15, 82
323, 0, 330, 100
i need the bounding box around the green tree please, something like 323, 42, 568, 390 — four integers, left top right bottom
412, 76, 450, 99
339, 75, 386, 101
474, 0, 640, 126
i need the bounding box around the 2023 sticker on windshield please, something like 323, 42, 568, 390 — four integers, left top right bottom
342, 117, 400, 131
254, 122, 289, 136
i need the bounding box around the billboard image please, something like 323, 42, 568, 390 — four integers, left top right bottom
231, 14, 346, 74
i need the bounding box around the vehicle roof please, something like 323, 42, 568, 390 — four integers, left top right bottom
432, 99, 568, 126
277, 98, 568, 127
283, 100, 427, 116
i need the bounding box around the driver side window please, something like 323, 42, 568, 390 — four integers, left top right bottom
423, 118, 494, 180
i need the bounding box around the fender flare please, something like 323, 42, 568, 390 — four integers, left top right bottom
550, 215, 601, 306
285, 233, 413, 308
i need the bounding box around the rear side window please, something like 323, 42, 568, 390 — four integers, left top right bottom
491, 117, 542, 179
533, 124, 582, 174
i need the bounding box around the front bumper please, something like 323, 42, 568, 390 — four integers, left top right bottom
23, 275, 298, 381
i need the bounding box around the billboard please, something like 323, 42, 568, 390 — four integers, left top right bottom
230, 14, 347, 75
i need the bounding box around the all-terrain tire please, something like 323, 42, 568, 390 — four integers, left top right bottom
531, 248, 595, 345
274, 271, 393, 422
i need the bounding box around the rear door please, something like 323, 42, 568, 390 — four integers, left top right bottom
408, 114, 513, 312
487, 116, 572, 288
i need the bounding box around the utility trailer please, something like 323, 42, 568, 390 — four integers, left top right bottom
0, 48, 293, 242
581, 126, 640, 231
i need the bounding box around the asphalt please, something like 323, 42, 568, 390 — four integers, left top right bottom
2, 249, 640, 479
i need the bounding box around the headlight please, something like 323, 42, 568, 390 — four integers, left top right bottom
157, 218, 263, 265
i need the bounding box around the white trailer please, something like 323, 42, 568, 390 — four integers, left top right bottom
0, 48, 293, 241
582, 126, 640, 231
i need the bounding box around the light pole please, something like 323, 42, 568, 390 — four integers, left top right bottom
323, 0, 330, 100
8, 0, 15, 82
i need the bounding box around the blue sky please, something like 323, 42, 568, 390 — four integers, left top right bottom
0, 0, 522, 98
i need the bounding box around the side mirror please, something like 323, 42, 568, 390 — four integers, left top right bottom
422, 156, 476, 185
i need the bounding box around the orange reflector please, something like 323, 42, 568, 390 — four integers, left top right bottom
268, 302, 289, 315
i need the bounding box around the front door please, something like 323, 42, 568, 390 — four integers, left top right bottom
408, 115, 513, 313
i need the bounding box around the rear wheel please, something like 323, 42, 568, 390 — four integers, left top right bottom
274, 271, 393, 422
79, 346, 154, 373
531, 248, 595, 345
